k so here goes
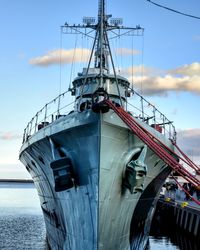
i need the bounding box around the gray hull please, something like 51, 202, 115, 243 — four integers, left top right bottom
20, 110, 172, 250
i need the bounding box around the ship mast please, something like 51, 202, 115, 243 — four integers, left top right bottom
61, 0, 144, 103
95, 0, 109, 82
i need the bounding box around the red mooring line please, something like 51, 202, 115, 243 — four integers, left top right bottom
105, 100, 200, 193
173, 143, 199, 171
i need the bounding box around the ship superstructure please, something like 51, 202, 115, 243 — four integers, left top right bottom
19, 1, 178, 249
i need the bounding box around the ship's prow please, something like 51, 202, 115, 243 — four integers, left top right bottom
19, 1, 177, 249
20, 106, 175, 249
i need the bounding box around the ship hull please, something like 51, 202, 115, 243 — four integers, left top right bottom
20, 110, 172, 250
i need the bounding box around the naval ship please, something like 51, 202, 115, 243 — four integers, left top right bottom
19, 1, 177, 249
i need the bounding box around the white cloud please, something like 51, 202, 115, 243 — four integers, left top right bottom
115, 48, 141, 56
29, 47, 140, 67
129, 75, 200, 96
126, 62, 200, 96
169, 62, 200, 76
121, 65, 159, 76
29, 48, 200, 97
29, 48, 91, 66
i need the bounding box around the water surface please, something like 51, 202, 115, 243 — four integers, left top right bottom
0, 182, 47, 249
0, 182, 199, 249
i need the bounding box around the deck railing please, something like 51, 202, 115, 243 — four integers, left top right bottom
22, 87, 176, 143
126, 87, 176, 142
22, 90, 75, 143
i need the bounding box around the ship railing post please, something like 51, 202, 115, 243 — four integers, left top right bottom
169, 122, 172, 140
22, 128, 26, 143
25, 128, 27, 141
125, 88, 128, 111
44, 104, 48, 124
29, 118, 34, 136
28, 121, 31, 137
153, 106, 156, 125
57, 93, 61, 117
173, 127, 177, 142
141, 96, 144, 121
35, 112, 38, 133
26, 123, 30, 139
163, 115, 166, 136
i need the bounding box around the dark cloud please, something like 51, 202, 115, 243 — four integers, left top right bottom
177, 128, 200, 157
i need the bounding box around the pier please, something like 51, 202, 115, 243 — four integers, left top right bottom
152, 196, 200, 239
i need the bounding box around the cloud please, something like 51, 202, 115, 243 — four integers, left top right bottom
29, 48, 91, 66
129, 75, 200, 96
0, 132, 21, 140
29, 47, 140, 67
115, 48, 141, 56
29, 47, 200, 97
169, 62, 200, 76
18, 52, 26, 59
121, 65, 159, 76
126, 62, 200, 96
193, 35, 200, 41
177, 128, 200, 158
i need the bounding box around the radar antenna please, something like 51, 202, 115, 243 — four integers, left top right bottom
61, 0, 144, 102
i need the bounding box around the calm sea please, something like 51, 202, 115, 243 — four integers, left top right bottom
0, 182, 198, 249
0, 182, 47, 250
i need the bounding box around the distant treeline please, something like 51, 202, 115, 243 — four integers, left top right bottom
0, 179, 33, 183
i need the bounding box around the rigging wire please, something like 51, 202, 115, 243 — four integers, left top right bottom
131, 35, 134, 89
59, 29, 63, 95
147, 0, 200, 20
69, 34, 78, 90
80, 35, 84, 72
57, 29, 63, 115
120, 36, 123, 76
109, 38, 116, 74
105, 28, 123, 105
140, 35, 145, 95
115, 36, 121, 74
86, 36, 90, 67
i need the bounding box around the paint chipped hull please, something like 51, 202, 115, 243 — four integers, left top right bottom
19, 110, 173, 250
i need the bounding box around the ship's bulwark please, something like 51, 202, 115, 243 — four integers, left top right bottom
19, 110, 172, 250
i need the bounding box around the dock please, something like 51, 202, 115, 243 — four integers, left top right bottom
152, 195, 200, 239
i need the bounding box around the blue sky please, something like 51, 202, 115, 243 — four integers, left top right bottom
0, 0, 200, 178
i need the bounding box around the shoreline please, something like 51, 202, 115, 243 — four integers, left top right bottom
0, 179, 33, 183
